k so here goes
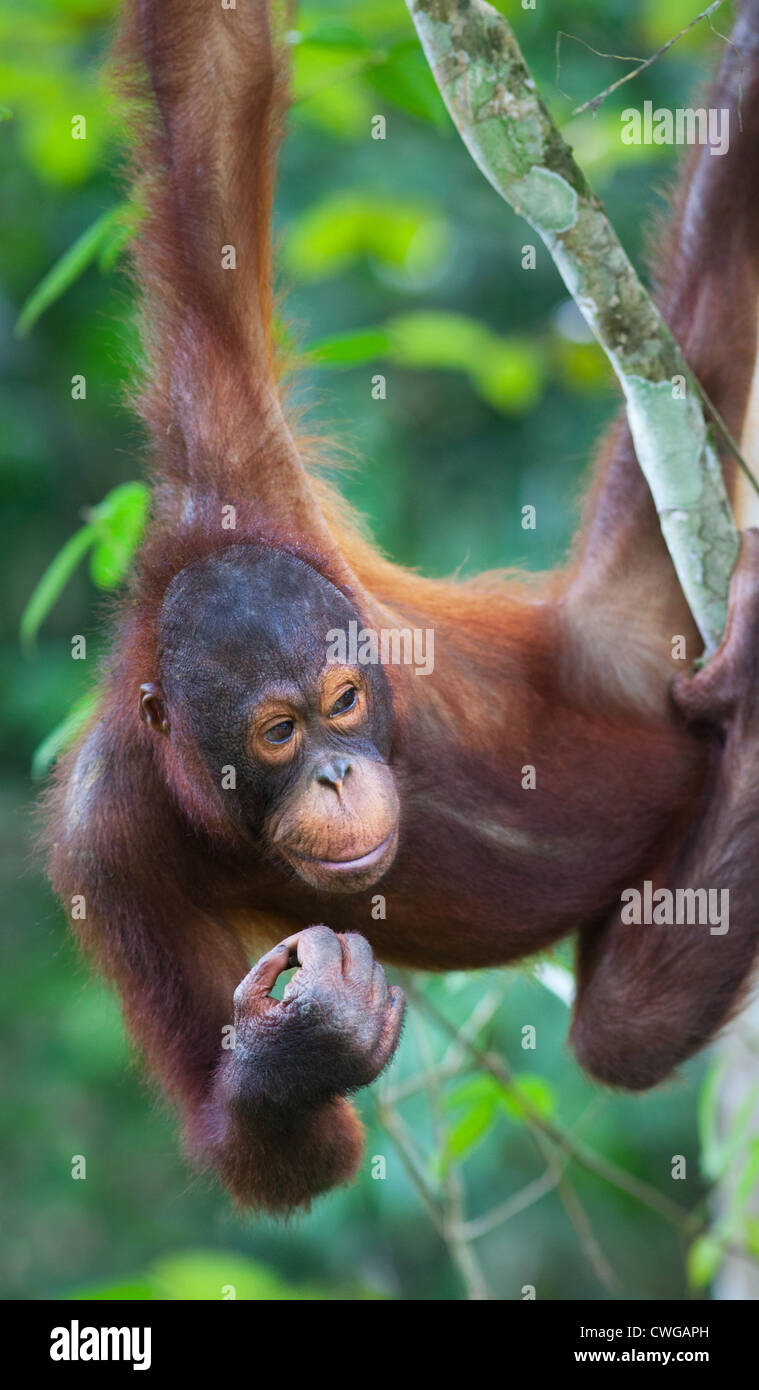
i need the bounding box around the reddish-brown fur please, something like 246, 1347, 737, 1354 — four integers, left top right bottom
45, 0, 759, 1210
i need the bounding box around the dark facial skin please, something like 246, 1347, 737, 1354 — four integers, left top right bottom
140, 545, 399, 892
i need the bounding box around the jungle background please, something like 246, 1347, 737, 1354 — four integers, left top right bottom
3, 0, 758, 1301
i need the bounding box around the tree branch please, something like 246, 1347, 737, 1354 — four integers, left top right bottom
406, 0, 739, 651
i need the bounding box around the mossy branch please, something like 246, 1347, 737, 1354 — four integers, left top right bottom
406, 0, 738, 653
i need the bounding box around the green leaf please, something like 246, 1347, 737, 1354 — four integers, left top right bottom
444, 1099, 498, 1162
498, 1074, 556, 1124
285, 193, 447, 278
309, 310, 545, 415
89, 482, 149, 589
441, 1073, 556, 1168
744, 1216, 759, 1259
446, 1074, 504, 1112
473, 339, 544, 412
389, 311, 545, 410
305, 326, 391, 366
443, 1075, 502, 1165
62, 1250, 376, 1302
364, 41, 448, 127
19, 523, 97, 651
687, 1234, 724, 1289
292, 42, 375, 137
98, 198, 144, 273
21, 482, 149, 651
388, 311, 489, 369
147, 1251, 343, 1301
15, 205, 125, 336
31, 691, 98, 781
60, 1280, 154, 1302
299, 24, 372, 51
554, 338, 610, 393
699, 1059, 759, 1182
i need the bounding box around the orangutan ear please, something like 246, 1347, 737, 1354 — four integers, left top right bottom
139, 682, 170, 734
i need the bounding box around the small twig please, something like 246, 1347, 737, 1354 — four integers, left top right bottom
455, 1167, 562, 1241
378, 982, 664, 1296
694, 379, 759, 498
556, 31, 645, 107
408, 985, 491, 1300
383, 1059, 465, 1106
374, 1091, 447, 1237
570, 2, 725, 117
452, 1094, 608, 1242
384, 981, 510, 1106
556, 1175, 619, 1293
441, 982, 511, 1070
563, 1129, 699, 1231
406, 979, 694, 1231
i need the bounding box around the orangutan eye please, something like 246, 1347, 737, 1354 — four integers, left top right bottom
329, 686, 357, 717
264, 719, 294, 744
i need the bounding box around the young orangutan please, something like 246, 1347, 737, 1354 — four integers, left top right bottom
46, 0, 759, 1209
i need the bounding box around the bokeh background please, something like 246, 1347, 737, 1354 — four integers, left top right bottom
3, 0, 756, 1300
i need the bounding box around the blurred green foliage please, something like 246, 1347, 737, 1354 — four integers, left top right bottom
66, 1249, 383, 1300
2, 0, 748, 1301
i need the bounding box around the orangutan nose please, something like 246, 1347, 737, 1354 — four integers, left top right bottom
316, 756, 353, 795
